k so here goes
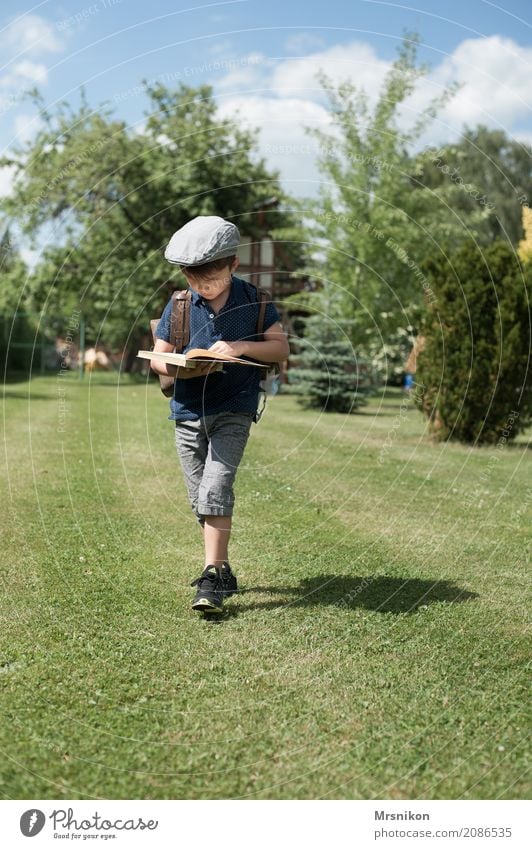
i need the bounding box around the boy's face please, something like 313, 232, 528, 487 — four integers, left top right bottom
183, 258, 239, 301
186, 274, 231, 301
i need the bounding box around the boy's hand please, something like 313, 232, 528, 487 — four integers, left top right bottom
208, 340, 246, 358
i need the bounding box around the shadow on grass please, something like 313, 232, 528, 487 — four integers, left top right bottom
226, 574, 478, 616
505, 441, 532, 450
1, 390, 52, 400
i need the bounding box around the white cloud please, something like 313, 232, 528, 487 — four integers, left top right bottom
395, 35, 532, 149
270, 40, 389, 102
14, 112, 42, 143
216, 53, 270, 91
8, 61, 48, 85
213, 34, 532, 194
439, 36, 532, 130
0, 61, 48, 116
0, 15, 66, 138
0, 165, 16, 197
0, 60, 48, 97
213, 40, 391, 194
0, 13, 62, 56
214, 39, 390, 103
214, 41, 389, 192
217, 95, 331, 193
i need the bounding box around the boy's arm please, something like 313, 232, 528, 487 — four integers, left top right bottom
150, 338, 214, 379
208, 322, 289, 363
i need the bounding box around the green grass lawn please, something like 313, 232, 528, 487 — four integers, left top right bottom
1, 374, 530, 799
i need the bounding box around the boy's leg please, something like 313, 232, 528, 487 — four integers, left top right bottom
198, 412, 253, 568
203, 516, 232, 567
174, 419, 209, 524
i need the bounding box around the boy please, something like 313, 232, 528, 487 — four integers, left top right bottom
151, 216, 289, 613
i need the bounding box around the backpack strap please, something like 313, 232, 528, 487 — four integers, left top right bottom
244, 278, 271, 339
170, 290, 192, 352
256, 289, 268, 338
149, 289, 192, 398
243, 279, 280, 379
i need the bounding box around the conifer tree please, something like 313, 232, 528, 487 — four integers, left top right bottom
415, 240, 532, 443
289, 316, 370, 412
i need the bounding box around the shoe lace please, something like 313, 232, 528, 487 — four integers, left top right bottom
191, 568, 222, 589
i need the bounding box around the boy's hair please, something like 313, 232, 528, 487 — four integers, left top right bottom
180, 255, 236, 280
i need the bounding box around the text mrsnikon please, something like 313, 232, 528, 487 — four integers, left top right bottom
375, 811, 430, 821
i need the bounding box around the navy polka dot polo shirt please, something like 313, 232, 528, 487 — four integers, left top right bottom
156, 275, 281, 421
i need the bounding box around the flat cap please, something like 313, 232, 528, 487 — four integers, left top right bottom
164, 215, 240, 266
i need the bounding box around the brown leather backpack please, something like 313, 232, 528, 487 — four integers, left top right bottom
150, 281, 273, 397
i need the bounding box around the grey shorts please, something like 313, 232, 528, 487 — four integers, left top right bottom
174, 411, 253, 523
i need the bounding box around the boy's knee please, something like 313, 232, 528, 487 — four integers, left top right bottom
198, 466, 236, 514
197, 483, 235, 516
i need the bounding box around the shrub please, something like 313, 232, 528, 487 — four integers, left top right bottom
415, 240, 532, 444
288, 315, 370, 412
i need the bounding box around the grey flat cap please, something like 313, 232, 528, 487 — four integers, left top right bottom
164, 215, 240, 266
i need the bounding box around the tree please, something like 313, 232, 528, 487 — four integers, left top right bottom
416, 127, 532, 248
300, 33, 458, 345
0, 229, 46, 373
415, 240, 532, 444
0, 228, 27, 315
0, 84, 305, 353
288, 315, 371, 412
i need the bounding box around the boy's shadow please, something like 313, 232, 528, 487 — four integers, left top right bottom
1, 390, 51, 401
227, 574, 478, 616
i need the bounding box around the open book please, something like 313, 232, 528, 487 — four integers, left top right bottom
137, 348, 265, 369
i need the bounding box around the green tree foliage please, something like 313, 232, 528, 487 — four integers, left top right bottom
416, 126, 532, 247
415, 240, 532, 444
0, 229, 48, 373
0, 228, 27, 314
289, 315, 371, 412
301, 34, 458, 344
0, 84, 304, 349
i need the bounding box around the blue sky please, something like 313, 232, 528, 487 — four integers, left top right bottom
1, 0, 531, 218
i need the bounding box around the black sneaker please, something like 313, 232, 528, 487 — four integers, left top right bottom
221, 562, 238, 597
191, 566, 224, 613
